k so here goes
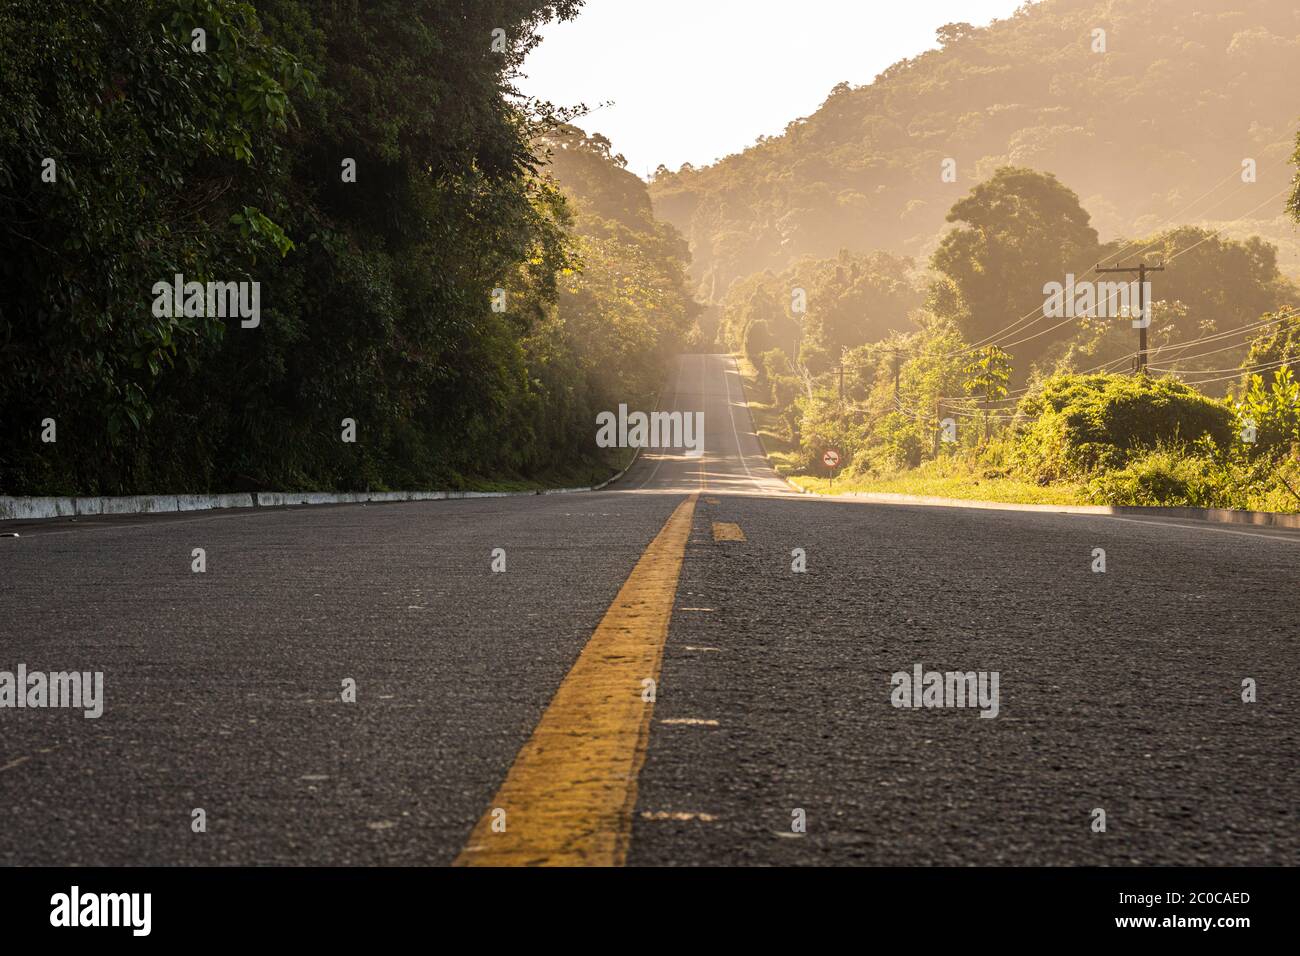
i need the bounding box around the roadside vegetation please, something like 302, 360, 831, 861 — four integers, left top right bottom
645, 0, 1300, 514
728, 163, 1300, 511
784, 368, 1300, 511
0, 2, 696, 496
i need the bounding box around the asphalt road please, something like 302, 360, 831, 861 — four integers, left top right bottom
1, 354, 1296, 865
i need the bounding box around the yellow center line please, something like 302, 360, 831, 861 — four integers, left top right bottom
454, 493, 699, 867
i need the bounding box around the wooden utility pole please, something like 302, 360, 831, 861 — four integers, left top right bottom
1095, 260, 1165, 373
830, 346, 904, 404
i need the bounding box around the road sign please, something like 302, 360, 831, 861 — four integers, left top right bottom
823, 449, 840, 468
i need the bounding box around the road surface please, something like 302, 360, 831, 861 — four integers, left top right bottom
2, 354, 1296, 865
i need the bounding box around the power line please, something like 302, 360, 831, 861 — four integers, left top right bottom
944, 165, 1250, 358
1150, 338, 1279, 369
1148, 310, 1298, 357
1155, 356, 1296, 378
1166, 184, 1294, 263
939, 166, 1285, 361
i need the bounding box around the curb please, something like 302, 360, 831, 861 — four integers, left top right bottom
0, 461, 639, 524
1109, 503, 1300, 529
799, 489, 1300, 529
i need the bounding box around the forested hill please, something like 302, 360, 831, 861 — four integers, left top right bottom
649, 0, 1300, 301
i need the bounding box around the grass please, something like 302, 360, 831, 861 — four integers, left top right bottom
734, 356, 801, 475
789, 451, 1090, 505
792, 471, 1087, 505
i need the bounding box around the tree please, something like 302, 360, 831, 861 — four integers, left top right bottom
965, 346, 1012, 404
796, 251, 920, 373
1, 1, 702, 497
1236, 368, 1300, 457
964, 345, 1012, 440
930, 167, 1099, 371
1239, 310, 1300, 392
936, 22, 975, 47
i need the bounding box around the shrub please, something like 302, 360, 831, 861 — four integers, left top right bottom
1012, 373, 1235, 480
798, 398, 874, 473
1235, 367, 1300, 456
1085, 446, 1233, 508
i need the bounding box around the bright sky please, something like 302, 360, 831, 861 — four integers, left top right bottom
520, 0, 1035, 178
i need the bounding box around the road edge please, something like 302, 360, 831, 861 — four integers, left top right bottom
0, 375, 678, 524
802, 489, 1300, 529
730, 353, 808, 496
0, 463, 640, 523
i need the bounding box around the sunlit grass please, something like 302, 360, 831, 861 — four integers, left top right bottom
791, 460, 1088, 506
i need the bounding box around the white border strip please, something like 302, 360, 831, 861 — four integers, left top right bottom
805, 489, 1300, 529
0, 458, 639, 523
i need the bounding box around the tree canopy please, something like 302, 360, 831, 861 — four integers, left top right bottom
0, 0, 695, 495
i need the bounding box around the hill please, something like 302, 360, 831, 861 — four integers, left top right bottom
649, 0, 1300, 300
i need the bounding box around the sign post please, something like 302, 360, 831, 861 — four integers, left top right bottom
823, 449, 840, 492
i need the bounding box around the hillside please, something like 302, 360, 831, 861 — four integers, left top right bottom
649, 0, 1300, 300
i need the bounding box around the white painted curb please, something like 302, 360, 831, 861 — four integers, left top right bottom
0, 458, 640, 523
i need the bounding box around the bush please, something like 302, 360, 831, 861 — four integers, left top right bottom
798, 398, 874, 473
1235, 367, 1300, 456
1085, 446, 1233, 508
1012, 373, 1235, 481
870, 410, 926, 470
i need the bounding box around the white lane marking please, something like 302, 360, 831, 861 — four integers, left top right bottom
640, 810, 719, 822
698, 354, 709, 493
722, 355, 760, 488
660, 718, 720, 726
1091, 513, 1300, 545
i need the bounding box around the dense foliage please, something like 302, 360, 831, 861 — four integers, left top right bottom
0, 0, 694, 495
1010, 374, 1236, 480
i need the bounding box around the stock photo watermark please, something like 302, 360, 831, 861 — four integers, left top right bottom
596, 404, 704, 456
151, 274, 260, 328
0, 665, 103, 718
1042, 274, 1152, 327
890, 664, 1000, 718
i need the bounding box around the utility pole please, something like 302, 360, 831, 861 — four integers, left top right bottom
933, 398, 942, 458
831, 346, 903, 405
1095, 260, 1165, 373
